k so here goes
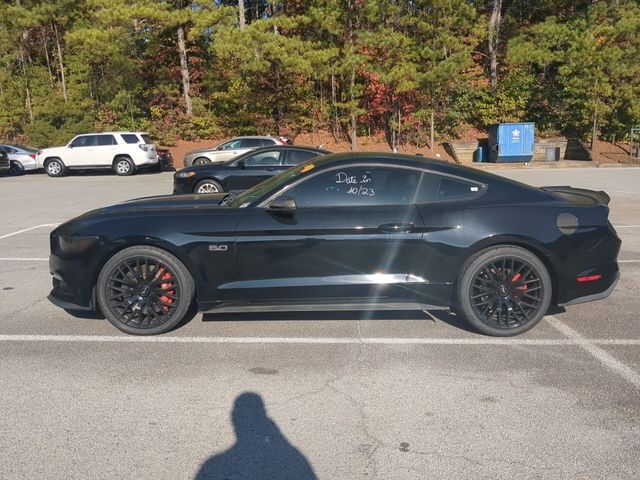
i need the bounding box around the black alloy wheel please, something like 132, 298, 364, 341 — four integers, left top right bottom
458, 246, 551, 336
97, 246, 195, 335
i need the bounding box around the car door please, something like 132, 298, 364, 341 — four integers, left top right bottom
227, 150, 285, 191
234, 164, 429, 303
94, 134, 118, 166
68, 135, 97, 166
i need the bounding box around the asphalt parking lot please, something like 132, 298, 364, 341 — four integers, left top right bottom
1, 167, 639, 479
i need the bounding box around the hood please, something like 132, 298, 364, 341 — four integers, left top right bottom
54, 193, 231, 237
185, 146, 221, 156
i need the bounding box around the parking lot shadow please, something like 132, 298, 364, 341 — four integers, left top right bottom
195, 392, 317, 480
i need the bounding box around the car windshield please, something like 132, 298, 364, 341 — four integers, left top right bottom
141, 134, 153, 144
229, 162, 313, 208
23, 146, 38, 153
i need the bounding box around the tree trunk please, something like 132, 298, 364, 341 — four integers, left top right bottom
349, 68, 357, 151
591, 101, 598, 153
488, 0, 502, 92
330, 73, 339, 142
53, 22, 68, 102
177, 24, 193, 117
430, 109, 435, 152
41, 28, 54, 87
19, 42, 33, 122
238, 0, 246, 28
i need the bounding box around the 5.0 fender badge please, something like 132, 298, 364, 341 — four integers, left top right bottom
209, 244, 229, 252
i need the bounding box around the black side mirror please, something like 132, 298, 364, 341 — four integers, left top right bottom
237, 159, 245, 169
268, 195, 296, 212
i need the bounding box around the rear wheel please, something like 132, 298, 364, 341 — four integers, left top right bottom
457, 246, 551, 336
195, 179, 223, 194
9, 161, 25, 175
96, 246, 195, 335
193, 157, 211, 165
113, 157, 135, 176
44, 158, 65, 177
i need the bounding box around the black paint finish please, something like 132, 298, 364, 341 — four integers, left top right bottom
49, 153, 621, 318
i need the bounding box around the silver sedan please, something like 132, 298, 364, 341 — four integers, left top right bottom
0, 144, 39, 173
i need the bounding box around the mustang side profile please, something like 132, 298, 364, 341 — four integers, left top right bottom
48, 153, 621, 336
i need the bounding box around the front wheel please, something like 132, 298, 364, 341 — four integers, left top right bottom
457, 246, 552, 336
44, 158, 65, 177
195, 179, 223, 194
193, 157, 211, 165
9, 161, 25, 176
96, 246, 195, 335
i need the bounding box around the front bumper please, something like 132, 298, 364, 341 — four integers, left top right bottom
48, 271, 94, 311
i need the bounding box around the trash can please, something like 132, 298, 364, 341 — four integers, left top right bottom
473, 146, 486, 163
545, 146, 559, 162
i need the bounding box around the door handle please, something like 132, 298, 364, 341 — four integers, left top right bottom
379, 223, 415, 233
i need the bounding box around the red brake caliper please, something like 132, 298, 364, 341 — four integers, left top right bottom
158, 269, 174, 312
512, 272, 528, 292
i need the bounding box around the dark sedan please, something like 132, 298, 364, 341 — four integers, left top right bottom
48, 153, 620, 336
173, 145, 330, 194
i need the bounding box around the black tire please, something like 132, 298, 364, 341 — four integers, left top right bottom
113, 156, 135, 176
44, 158, 65, 177
194, 179, 224, 194
457, 246, 552, 336
193, 157, 211, 165
96, 246, 195, 335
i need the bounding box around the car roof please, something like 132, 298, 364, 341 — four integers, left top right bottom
306, 152, 545, 192
229, 135, 281, 140
74, 131, 150, 136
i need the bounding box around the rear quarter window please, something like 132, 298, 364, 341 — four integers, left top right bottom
121, 134, 140, 144
416, 173, 483, 202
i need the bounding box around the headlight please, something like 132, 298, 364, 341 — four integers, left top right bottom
175, 171, 196, 179
58, 236, 99, 254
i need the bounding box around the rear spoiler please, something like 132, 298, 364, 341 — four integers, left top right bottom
542, 186, 610, 206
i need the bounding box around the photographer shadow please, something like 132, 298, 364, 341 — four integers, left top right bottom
195, 392, 317, 480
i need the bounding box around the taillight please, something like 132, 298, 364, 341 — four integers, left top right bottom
29, 154, 36, 159
138, 144, 149, 152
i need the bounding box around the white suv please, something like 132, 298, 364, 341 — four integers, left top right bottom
37, 132, 158, 177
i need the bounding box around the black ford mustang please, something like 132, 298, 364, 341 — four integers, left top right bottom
173, 145, 330, 194
48, 153, 621, 336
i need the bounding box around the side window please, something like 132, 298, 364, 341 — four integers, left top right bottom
241, 138, 265, 148
70, 136, 95, 148
219, 140, 242, 150
415, 173, 482, 202
261, 138, 277, 146
96, 134, 117, 146
284, 166, 421, 208
244, 151, 282, 167
284, 150, 320, 166
121, 134, 140, 144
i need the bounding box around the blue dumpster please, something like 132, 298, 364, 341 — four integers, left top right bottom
488, 122, 534, 163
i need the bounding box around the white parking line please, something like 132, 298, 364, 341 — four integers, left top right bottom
619, 260, 640, 264
616, 225, 640, 228
0, 224, 59, 240
0, 334, 638, 346
0, 257, 48, 261
548, 316, 640, 388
